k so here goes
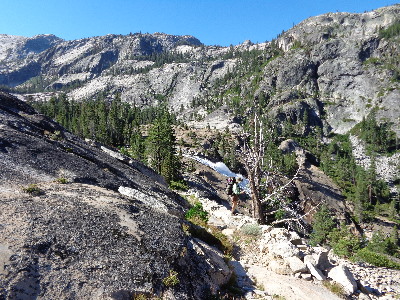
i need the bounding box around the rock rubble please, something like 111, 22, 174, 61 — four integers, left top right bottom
185, 186, 400, 299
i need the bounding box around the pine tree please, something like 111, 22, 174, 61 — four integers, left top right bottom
145, 108, 180, 184
96, 100, 109, 144
108, 94, 124, 145
128, 120, 145, 162
310, 205, 336, 246
354, 170, 369, 222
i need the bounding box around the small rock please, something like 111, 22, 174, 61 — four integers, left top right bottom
269, 259, 292, 275
301, 273, 313, 281
358, 293, 372, 300
303, 254, 317, 266
358, 281, 373, 295
293, 272, 302, 278
221, 228, 235, 237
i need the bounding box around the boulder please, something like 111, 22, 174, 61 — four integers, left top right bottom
314, 250, 333, 271
285, 256, 308, 274
279, 139, 301, 153
303, 248, 333, 271
288, 231, 304, 246
269, 259, 292, 275
303, 254, 317, 266
262, 241, 300, 259
328, 264, 357, 295
101, 145, 128, 162
306, 262, 326, 281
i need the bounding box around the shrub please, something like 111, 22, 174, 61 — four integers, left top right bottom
55, 177, 68, 184
322, 280, 346, 297
185, 202, 209, 223
274, 209, 285, 221
363, 57, 381, 65
132, 293, 154, 300
49, 130, 62, 140
379, 20, 400, 39
162, 270, 180, 287
22, 184, 43, 196
328, 226, 362, 258
210, 225, 234, 257
241, 224, 262, 236
354, 248, 400, 269
366, 230, 397, 256
310, 205, 336, 246
169, 180, 189, 191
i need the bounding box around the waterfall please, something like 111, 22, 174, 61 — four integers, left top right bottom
183, 154, 250, 194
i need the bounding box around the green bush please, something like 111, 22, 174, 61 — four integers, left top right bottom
185, 202, 209, 223
274, 209, 285, 221
55, 177, 68, 184
162, 270, 180, 287
22, 184, 44, 196
354, 248, 400, 269
169, 180, 189, 191
366, 230, 397, 256
241, 224, 262, 236
379, 20, 400, 39
322, 280, 346, 298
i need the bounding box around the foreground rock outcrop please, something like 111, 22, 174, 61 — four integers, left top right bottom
0, 92, 231, 299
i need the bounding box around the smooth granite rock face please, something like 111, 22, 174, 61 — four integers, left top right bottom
0, 92, 228, 299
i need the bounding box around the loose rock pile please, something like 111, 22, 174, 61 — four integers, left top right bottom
189, 190, 400, 299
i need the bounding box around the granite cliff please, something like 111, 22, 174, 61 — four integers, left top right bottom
1, 5, 399, 138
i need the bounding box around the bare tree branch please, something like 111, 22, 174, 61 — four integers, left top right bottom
262, 166, 301, 204
270, 200, 322, 233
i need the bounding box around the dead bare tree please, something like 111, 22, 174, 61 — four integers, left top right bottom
237, 112, 306, 228
238, 113, 266, 224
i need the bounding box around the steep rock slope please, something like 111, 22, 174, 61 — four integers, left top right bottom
0, 33, 202, 88
269, 4, 400, 135
0, 34, 63, 86
0, 92, 230, 299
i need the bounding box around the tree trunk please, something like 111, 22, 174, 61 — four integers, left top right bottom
248, 169, 265, 224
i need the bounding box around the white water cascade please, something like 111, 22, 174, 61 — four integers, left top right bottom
183, 154, 250, 194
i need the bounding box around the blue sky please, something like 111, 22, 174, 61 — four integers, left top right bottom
1, 0, 398, 46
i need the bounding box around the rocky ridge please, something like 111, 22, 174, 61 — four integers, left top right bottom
0, 34, 62, 63
1, 5, 399, 138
